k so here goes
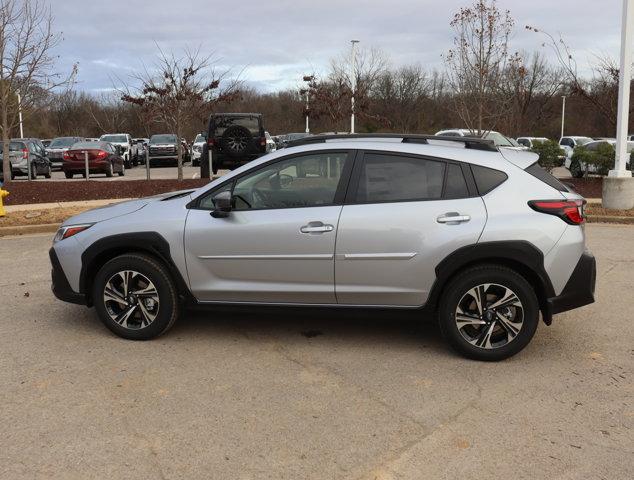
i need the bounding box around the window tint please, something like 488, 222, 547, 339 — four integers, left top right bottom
444, 163, 469, 198
230, 152, 348, 210
560, 138, 573, 147
525, 162, 569, 192
471, 164, 508, 195
199, 182, 232, 210
517, 138, 530, 147
356, 153, 445, 203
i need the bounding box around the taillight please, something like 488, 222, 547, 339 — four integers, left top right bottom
528, 199, 586, 225
207, 137, 215, 147
62, 151, 71, 160
22, 149, 28, 159
96, 150, 108, 159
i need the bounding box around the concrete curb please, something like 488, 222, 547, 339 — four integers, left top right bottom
4, 198, 132, 213
0, 223, 60, 237
586, 215, 634, 224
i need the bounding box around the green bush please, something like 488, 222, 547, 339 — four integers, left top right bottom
586, 142, 615, 176
569, 146, 594, 178
530, 140, 564, 172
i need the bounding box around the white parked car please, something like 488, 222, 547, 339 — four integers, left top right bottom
190, 133, 206, 166
265, 131, 277, 153
516, 137, 550, 148
99, 133, 136, 167
567, 139, 634, 178
436, 129, 526, 150
558, 136, 593, 162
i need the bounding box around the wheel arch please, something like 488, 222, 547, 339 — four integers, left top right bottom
425, 241, 556, 325
79, 232, 192, 306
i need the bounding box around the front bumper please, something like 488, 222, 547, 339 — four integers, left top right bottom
49, 248, 87, 305
544, 251, 596, 323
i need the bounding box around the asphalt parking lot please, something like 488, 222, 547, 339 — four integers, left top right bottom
0, 224, 632, 479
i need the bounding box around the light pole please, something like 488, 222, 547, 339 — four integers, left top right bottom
560, 95, 566, 139
17, 90, 24, 138
604, 0, 634, 210
302, 75, 314, 134
350, 39, 359, 134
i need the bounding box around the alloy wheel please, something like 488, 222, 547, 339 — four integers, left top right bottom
455, 283, 524, 349
103, 270, 160, 330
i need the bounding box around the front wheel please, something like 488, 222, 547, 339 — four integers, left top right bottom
44, 165, 52, 179
118, 163, 125, 176
438, 265, 539, 361
569, 159, 584, 178
92, 254, 180, 340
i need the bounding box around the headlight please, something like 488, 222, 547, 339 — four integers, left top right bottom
53, 224, 93, 243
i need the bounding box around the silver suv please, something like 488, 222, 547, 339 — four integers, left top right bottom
50, 134, 596, 361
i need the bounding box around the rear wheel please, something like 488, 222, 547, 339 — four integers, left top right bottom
92, 254, 180, 340
44, 164, 52, 179
118, 163, 125, 176
105, 161, 113, 177
31, 163, 37, 180
438, 265, 539, 361
64, 171, 73, 179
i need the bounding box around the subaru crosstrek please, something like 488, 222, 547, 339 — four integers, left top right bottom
50, 134, 596, 361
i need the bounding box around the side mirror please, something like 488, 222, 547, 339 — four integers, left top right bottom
211, 191, 232, 218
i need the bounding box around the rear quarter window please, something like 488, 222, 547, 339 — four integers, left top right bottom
471, 165, 508, 195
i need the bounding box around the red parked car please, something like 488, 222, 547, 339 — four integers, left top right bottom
62, 141, 125, 178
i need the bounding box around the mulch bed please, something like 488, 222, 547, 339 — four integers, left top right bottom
563, 177, 603, 198
2, 179, 210, 205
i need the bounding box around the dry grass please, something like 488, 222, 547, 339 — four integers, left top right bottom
0, 206, 88, 227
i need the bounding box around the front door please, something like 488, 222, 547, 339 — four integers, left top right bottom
184, 150, 353, 304
335, 151, 487, 306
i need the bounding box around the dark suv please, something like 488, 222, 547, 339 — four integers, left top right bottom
200, 113, 266, 176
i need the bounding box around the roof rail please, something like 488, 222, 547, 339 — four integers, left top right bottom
286, 133, 498, 152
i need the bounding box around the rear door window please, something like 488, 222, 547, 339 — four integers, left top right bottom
355, 153, 445, 203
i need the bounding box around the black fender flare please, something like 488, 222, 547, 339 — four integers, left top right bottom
425, 241, 556, 324
79, 232, 193, 305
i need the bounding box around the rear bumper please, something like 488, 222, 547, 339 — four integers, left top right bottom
544, 251, 596, 323
49, 248, 87, 306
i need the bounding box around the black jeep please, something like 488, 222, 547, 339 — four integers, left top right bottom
200, 113, 266, 177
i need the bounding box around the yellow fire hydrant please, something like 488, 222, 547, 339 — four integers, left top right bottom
0, 184, 8, 217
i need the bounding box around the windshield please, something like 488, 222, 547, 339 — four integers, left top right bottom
71, 142, 104, 150
49, 137, 78, 148
0, 142, 25, 152
150, 134, 177, 144
213, 116, 260, 135
484, 132, 514, 147
100, 135, 127, 143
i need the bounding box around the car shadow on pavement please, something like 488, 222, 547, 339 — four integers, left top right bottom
166, 305, 449, 355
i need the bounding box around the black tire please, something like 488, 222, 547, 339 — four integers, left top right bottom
44, 165, 52, 179
221, 125, 252, 159
31, 164, 37, 180
438, 264, 540, 361
64, 171, 73, 179
118, 163, 125, 176
105, 161, 113, 177
92, 253, 180, 340
569, 159, 584, 178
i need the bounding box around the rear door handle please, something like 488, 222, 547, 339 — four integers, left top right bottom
300, 222, 334, 234
437, 212, 471, 224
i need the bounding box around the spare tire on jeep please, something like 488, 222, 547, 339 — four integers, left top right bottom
221, 125, 253, 158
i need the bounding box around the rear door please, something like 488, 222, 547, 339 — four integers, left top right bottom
335, 151, 487, 306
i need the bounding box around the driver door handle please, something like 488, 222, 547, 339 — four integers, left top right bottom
300, 222, 334, 234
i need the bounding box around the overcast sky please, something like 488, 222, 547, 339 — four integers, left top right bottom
52, 0, 624, 93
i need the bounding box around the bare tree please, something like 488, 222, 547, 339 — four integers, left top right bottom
306, 46, 389, 132
443, 0, 515, 134
527, 26, 627, 130
122, 46, 239, 180
0, 0, 75, 182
